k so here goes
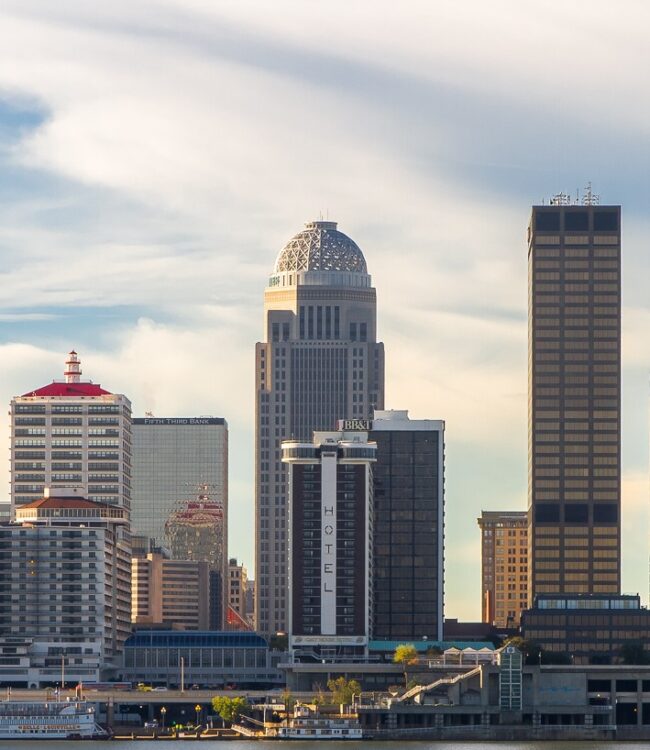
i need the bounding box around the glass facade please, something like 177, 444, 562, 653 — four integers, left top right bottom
131, 418, 227, 548
371, 427, 443, 640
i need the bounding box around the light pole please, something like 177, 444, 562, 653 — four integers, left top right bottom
160, 706, 167, 731
61, 652, 66, 690
195, 704, 201, 728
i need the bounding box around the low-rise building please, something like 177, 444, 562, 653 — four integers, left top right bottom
120, 630, 283, 688
521, 594, 650, 664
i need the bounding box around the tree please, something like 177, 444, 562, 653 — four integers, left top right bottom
327, 677, 361, 706
281, 690, 296, 713
211, 696, 250, 724
393, 644, 419, 686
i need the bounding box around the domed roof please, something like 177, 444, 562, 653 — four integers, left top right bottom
274, 220, 367, 274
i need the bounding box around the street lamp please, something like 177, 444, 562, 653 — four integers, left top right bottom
195, 704, 201, 728
160, 706, 167, 731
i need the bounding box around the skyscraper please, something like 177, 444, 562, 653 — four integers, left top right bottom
367, 410, 445, 641
282, 430, 375, 660
528, 197, 621, 603
255, 220, 385, 634
10, 351, 132, 514
131, 417, 228, 547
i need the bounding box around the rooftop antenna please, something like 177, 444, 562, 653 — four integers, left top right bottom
582, 181, 600, 205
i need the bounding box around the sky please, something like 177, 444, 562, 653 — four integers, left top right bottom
0, 0, 648, 620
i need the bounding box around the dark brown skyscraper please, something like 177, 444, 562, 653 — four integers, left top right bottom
528, 197, 621, 604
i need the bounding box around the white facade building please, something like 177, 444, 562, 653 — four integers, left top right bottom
10, 351, 132, 514
0, 489, 131, 686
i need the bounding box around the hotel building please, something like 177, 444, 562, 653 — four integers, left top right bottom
282, 431, 376, 659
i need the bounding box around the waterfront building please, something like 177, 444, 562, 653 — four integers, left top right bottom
528, 198, 621, 602
0, 489, 131, 685
282, 430, 376, 660
521, 594, 650, 664
131, 552, 210, 630
477, 510, 528, 627
120, 630, 283, 688
255, 220, 385, 635
10, 351, 132, 513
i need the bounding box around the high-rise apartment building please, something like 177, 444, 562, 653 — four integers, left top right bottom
0, 488, 131, 683
282, 431, 375, 660
131, 552, 211, 630
478, 510, 528, 627
10, 351, 132, 513
131, 417, 227, 547
255, 220, 385, 634
338, 410, 445, 640
528, 198, 621, 603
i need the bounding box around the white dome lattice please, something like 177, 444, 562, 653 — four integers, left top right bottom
274, 221, 367, 274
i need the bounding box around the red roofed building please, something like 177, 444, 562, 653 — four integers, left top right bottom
10, 351, 132, 515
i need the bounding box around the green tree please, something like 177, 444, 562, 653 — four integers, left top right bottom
211, 696, 250, 724
393, 643, 419, 686
281, 690, 296, 713
327, 677, 361, 706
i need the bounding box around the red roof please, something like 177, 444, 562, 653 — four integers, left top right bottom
21, 382, 112, 397
18, 497, 113, 511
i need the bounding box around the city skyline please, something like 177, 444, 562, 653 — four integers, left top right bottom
0, 2, 649, 620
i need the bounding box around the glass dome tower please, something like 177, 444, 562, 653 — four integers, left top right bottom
254, 220, 385, 635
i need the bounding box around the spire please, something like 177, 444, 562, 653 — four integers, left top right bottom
64, 350, 82, 383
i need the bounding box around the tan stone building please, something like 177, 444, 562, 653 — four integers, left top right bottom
228, 558, 248, 621
131, 552, 210, 630
478, 510, 528, 627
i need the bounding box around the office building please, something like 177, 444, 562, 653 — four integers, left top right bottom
521, 594, 650, 665
131, 417, 227, 548
10, 351, 132, 513
478, 510, 528, 628
338, 410, 445, 639
227, 558, 249, 626
256, 219, 385, 634
131, 552, 211, 630
528, 198, 621, 603
367, 410, 444, 641
0, 488, 131, 684
282, 430, 376, 660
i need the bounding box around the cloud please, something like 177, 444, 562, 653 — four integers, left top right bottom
0, 1, 648, 614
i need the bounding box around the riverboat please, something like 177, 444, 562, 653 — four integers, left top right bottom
274, 705, 362, 739
0, 700, 108, 740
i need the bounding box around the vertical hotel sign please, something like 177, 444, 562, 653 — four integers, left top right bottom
320, 449, 337, 634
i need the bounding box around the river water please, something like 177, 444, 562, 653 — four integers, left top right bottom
0, 742, 646, 749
